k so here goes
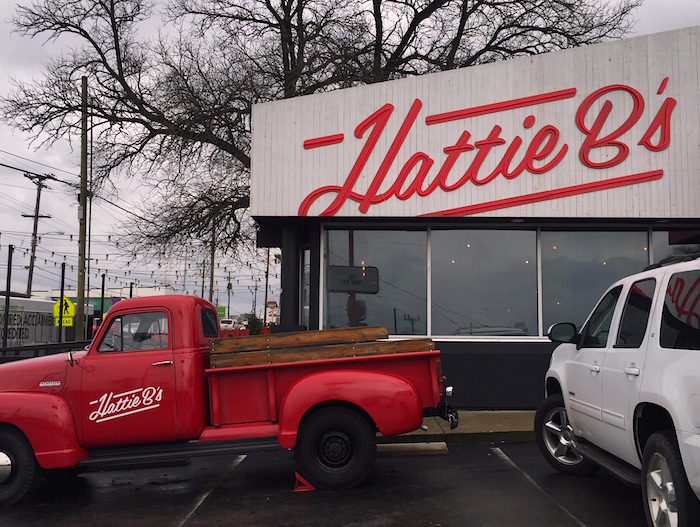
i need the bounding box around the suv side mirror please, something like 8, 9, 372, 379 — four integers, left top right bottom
548, 322, 579, 343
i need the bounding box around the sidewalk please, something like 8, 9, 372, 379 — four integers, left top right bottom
378, 410, 536, 445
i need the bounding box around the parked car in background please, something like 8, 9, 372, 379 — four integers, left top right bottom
535, 254, 700, 527
219, 318, 234, 331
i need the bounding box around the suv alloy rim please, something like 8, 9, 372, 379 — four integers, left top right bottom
646, 451, 678, 527
542, 406, 584, 466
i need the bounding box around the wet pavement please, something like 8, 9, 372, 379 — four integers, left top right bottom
1, 441, 645, 527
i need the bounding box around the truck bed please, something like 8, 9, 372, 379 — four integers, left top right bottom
204, 326, 442, 434
208, 326, 435, 368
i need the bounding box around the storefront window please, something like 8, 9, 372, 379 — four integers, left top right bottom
301, 248, 311, 329
431, 230, 537, 336
541, 231, 649, 331
324, 230, 427, 334
652, 230, 700, 263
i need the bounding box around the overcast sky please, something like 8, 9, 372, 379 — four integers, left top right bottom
1, 0, 699, 312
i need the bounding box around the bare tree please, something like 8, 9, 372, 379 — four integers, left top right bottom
1, 0, 642, 264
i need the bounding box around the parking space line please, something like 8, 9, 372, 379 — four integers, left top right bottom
491, 447, 588, 527
174, 455, 246, 527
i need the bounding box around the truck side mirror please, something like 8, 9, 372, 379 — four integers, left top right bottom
547, 322, 578, 343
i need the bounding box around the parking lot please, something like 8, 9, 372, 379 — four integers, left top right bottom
1, 440, 645, 527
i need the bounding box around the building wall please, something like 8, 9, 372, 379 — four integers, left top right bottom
252, 27, 700, 221
253, 27, 700, 409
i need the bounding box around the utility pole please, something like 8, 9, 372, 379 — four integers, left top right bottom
75, 75, 88, 340
22, 174, 51, 296
227, 271, 232, 317
209, 218, 215, 303
2, 245, 14, 348
263, 248, 270, 326
0, 164, 57, 298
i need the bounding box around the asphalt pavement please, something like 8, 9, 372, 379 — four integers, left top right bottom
1, 436, 646, 527
5, 410, 651, 527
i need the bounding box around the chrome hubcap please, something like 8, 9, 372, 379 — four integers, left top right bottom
0, 451, 11, 485
646, 452, 678, 527
542, 406, 584, 466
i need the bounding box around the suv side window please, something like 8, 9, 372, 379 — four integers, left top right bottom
616, 278, 656, 348
660, 270, 700, 350
580, 286, 623, 348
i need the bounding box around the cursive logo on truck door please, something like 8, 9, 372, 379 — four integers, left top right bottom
89, 386, 163, 423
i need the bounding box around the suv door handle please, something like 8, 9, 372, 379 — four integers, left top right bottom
589, 362, 601, 373
624, 366, 640, 376
152, 360, 173, 367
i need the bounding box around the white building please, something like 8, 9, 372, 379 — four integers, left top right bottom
251, 26, 700, 409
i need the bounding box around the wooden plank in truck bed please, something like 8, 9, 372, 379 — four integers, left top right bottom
209, 338, 435, 369
210, 326, 389, 354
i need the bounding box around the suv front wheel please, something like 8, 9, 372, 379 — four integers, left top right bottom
534, 393, 597, 476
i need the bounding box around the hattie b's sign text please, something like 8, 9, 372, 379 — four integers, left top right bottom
299, 79, 676, 217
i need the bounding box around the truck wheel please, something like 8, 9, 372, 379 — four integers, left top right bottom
534, 393, 597, 476
295, 407, 376, 489
642, 431, 700, 527
0, 427, 41, 506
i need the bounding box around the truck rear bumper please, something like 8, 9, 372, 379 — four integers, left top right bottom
424, 398, 459, 429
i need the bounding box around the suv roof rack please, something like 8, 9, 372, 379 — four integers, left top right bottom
644, 252, 700, 271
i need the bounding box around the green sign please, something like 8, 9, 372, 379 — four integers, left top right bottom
217, 306, 226, 318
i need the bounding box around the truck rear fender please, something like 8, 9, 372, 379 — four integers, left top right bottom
0, 393, 88, 469
277, 370, 423, 450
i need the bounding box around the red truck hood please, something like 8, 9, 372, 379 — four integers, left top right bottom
0, 352, 82, 393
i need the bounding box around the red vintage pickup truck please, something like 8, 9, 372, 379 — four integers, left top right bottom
0, 295, 456, 505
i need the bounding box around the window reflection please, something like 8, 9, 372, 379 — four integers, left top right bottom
324, 230, 427, 334
542, 231, 648, 330
431, 230, 537, 336
652, 230, 700, 263
322, 228, 653, 338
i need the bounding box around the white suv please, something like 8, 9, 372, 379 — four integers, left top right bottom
535, 254, 700, 527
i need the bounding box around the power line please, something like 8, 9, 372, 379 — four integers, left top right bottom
0, 149, 79, 178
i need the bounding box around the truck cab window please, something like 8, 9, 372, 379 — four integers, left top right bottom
97, 312, 169, 352
201, 308, 219, 338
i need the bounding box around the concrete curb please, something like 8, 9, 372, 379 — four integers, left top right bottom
378, 442, 449, 456
377, 410, 536, 445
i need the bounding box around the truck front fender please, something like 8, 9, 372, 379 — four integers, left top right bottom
277, 370, 423, 450
0, 393, 88, 469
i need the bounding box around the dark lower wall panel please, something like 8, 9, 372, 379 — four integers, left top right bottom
436, 340, 558, 410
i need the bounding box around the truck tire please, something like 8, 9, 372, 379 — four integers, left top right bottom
642, 431, 700, 527
295, 407, 376, 489
534, 393, 597, 476
0, 427, 41, 506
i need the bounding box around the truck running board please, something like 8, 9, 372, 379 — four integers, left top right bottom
575, 440, 641, 486
78, 437, 282, 470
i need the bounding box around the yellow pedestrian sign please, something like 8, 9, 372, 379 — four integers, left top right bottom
53, 296, 75, 327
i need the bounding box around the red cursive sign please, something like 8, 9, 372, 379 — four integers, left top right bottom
299, 79, 675, 217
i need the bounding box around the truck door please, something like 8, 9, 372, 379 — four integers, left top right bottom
601, 277, 656, 467
79, 310, 178, 448
565, 285, 623, 448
